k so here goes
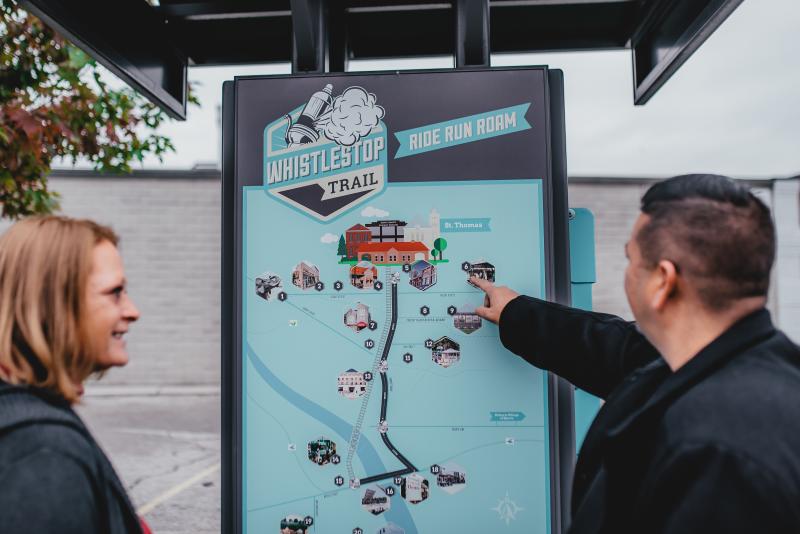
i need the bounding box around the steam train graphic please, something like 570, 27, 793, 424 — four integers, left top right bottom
284, 84, 385, 148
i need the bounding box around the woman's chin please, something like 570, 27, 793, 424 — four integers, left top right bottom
95, 352, 129, 370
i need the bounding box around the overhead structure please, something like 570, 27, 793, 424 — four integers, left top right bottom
20, 0, 744, 112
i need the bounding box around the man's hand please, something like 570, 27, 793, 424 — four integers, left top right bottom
472, 276, 519, 324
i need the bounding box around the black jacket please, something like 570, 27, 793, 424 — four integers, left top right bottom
0, 382, 143, 534
500, 297, 800, 534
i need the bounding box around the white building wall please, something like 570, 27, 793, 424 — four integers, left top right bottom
0, 170, 221, 386
569, 178, 783, 329
772, 178, 800, 343
1, 172, 795, 388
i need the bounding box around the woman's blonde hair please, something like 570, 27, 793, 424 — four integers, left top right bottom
0, 216, 118, 403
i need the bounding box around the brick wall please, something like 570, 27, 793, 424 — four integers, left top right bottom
0, 171, 221, 386
1, 172, 795, 387
568, 181, 651, 320
772, 178, 800, 343
568, 179, 779, 323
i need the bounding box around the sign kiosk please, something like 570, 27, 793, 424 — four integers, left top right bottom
222, 67, 575, 534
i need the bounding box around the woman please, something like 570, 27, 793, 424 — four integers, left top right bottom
0, 216, 149, 533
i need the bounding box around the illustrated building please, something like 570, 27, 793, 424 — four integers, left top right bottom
292, 261, 320, 289
255, 272, 281, 300
307, 438, 336, 465
356, 241, 428, 264
338, 368, 367, 398
404, 208, 440, 249
344, 303, 370, 331
350, 261, 378, 289
279, 515, 306, 534
409, 259, 436, 291
361, 487, 390, 515
401, 474, 429, 504
345, 224, 372, 259
453, 311, 481, 333
365, 219, 407, 242
437, 470, 466, 487
432, 336, 461, 368
468, 261, 495, 282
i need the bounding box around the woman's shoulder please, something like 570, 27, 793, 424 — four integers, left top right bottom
0, 382, 98, 471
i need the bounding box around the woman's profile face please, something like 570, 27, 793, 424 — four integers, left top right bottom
84, 240, 140, 369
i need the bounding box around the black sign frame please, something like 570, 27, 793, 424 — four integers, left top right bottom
221, 66, 574, 534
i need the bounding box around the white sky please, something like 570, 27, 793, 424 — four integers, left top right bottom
93, 0, 799, 178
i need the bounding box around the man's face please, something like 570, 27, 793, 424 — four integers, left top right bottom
624, 214, 657, 336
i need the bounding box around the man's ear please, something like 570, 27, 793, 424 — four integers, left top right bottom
651, 260, 678, 311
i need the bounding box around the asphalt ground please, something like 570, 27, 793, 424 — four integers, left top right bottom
75, 388, 221, 534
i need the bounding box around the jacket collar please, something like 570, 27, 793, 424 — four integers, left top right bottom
0, 382, 82, 440
605, 307, 775, 438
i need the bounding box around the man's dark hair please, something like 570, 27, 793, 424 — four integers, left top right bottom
637, 174, 775, 310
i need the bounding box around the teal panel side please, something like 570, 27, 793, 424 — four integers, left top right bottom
569, 209, 601, 451
569, 208, 596, 284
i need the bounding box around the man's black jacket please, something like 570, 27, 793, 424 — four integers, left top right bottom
0, 382, 143, 534
499, 297, 800, 534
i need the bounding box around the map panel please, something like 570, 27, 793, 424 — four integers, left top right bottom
244, 179, 550, 533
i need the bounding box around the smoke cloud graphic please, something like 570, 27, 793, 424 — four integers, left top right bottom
320, 233, 338, 244
317, 86, 385, 147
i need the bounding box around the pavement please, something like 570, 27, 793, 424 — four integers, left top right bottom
75, 386, 222, 534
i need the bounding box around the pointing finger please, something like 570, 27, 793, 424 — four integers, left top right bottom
470, 275, 494, 292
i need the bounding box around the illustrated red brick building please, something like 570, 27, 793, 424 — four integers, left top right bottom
345, 224, 372, 259
350, 261, 378, 289
355, 241, 428, 264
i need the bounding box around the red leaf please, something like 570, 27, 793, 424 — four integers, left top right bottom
7, 107, 44, 139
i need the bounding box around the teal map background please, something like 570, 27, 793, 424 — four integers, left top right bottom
244, 179, 550, 533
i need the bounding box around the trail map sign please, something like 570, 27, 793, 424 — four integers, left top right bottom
222, 68, 572, 534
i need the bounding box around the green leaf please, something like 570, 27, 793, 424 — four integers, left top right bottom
67, 45, 91, 70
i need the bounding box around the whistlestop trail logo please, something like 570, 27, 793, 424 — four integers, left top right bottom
263, 84, 388, 222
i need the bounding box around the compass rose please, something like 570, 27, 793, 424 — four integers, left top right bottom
491, 491, 524, 526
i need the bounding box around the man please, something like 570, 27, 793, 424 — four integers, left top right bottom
474, 174, 800, 533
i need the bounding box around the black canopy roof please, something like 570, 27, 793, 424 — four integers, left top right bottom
22, 0, 743, 119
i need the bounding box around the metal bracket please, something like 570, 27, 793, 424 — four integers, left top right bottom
631, 0, 744, 104
455, 0, 490, 68
291, 0, 327, 73
22, 0, 188, 119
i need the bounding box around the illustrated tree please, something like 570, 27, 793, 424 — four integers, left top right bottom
0, 0, 198, 219
337, 234, 347, 257
433, 237, 448, 261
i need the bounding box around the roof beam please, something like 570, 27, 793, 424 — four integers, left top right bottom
291, 0, 327, 73
456, 0, 491, 67
22, 0, 188, 119
631, 0, 745, 104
